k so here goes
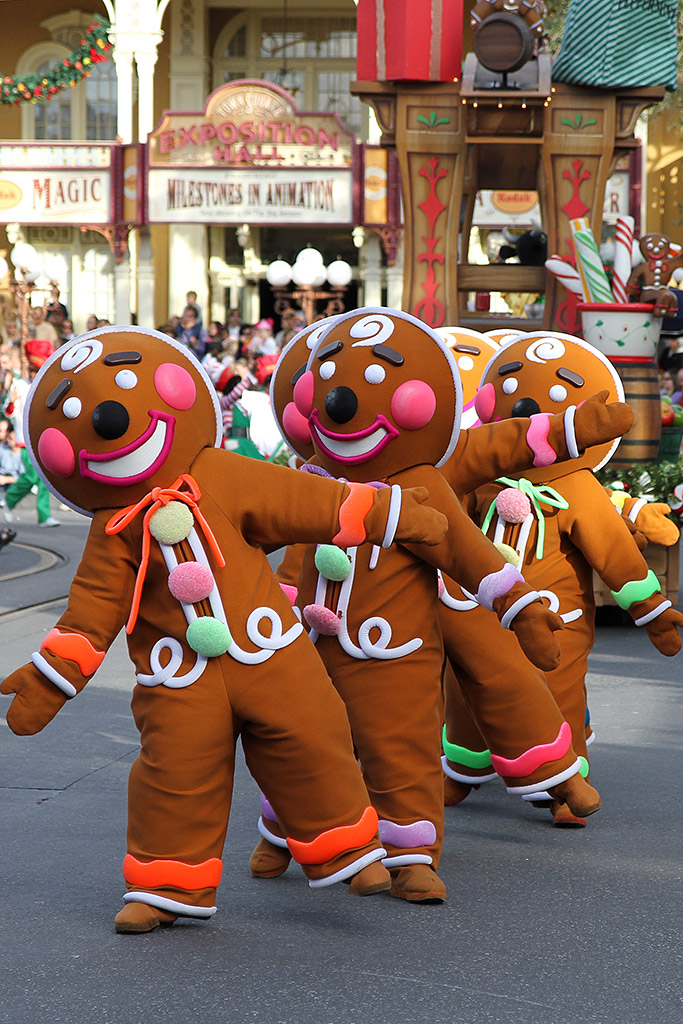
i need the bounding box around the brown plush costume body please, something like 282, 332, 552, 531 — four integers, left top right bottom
448, 331, 683, 824
1, 327, 449, 930
259, 308, 605, 902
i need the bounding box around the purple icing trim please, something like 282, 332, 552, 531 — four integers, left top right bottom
299, 463, 388, 489
260, 794, 277, 821
476, 563, 524, 611
378, 818, 437, 848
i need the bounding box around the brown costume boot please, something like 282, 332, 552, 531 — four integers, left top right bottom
347, 860, 391, 896
444, 778, 478, 806
389, 864, 446, 903
114, 901, 178, 933
550, 801, 587, 828
249, 837, 292, 878
548, 773, 601, 817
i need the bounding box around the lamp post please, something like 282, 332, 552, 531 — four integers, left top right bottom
266, 248, 353, 326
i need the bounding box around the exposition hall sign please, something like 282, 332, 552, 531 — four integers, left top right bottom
146, 81, 355, 225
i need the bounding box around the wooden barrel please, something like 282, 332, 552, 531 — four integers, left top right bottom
474, 13, 535, 73
610, 362, 662, 466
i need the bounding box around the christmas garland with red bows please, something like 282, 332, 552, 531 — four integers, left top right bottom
1, 17, 111, 105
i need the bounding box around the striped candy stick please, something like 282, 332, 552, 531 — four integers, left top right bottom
612, 216, 635, 303
545, 255, 585, 298
569, 218, 614, 304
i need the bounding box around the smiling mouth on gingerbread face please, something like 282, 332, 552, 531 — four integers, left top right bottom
309, 411, 399, 464
79, 410, 175, 485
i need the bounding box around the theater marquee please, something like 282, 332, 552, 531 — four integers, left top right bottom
146, 81, 355, 225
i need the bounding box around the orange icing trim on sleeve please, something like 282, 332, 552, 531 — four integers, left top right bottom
332, 483, 376, 548
286, 805, 379, 865
41, 628, 106, 677
123, 854, 223, 891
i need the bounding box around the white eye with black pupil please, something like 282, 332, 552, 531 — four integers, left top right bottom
364, 363, 385, 384
502, 377, 519, 395
62, 397, 82, 419
115, 369, 137, 389
319, 361, 336, 381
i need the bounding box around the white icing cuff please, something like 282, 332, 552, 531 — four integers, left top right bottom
505, 758, 582, 796
634, 599, 672, 627
441, 755, 498, 786
521, 790, 551, 803
564, 405, 579, 459
122, 892, 217, 918
628, 497, 648, 524
31, 652, 77, 698
307, 847, 387, 888
382, 854, 433, 867
257, 815, 289, 849
500, 591, 542, 630
381, 485, 402, 547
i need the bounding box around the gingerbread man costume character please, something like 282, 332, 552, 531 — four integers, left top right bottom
626, 233, 683, 317
0, 326, 451, 932
449, 331, 683, 824
256, 307, 601, 903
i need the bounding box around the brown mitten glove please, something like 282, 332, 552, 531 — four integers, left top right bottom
642, 607, 683, 656
630, 503, 680, 547
361, 485, 448, 548
1, 663, 68, 735
573, 390, 634, 450
508, 602, 564, 672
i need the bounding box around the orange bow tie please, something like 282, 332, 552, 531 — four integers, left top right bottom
105, 473, 225, 634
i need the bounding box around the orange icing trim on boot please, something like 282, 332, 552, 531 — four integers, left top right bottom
286, 805, 379, 865
123, 854, 223, 891
105, 473, 225, 634
41, 628, 105, 676
490, 721, 572, 778
332, 483, 376, 548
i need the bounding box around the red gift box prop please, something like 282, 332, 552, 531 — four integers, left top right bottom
357, 0, 464, 82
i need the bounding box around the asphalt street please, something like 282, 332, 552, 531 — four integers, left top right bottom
0, 496, 681, 1024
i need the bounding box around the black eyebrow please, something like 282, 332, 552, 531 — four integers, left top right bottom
317, 340, 343, 360
46, 378, 72, 410
498, 361, 523, 375
453, 344, 481, 355
557, 367, 584, 387
291, 362, 307, 386
372, 343, 404, 366
103, 350, 142, 366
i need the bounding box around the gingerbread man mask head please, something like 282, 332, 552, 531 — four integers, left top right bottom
290, 308, 462, 482
436, 326, 500, 430
25, 327, 221, 516
474, 331, 624, 482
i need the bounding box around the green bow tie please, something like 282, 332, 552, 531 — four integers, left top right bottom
481, 477, 569, 560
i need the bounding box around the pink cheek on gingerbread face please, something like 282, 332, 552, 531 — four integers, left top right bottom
474, 382, 496, 423
282, 401, 312, 446
38, 428, 75, 478
154, 363, 196, 410
293, 370, 315, 417
390, 380, 436, 430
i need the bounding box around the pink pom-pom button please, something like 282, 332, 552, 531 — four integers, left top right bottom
168, 562, 215, 604
303, 603, 341, 636
495, 487, 531, 524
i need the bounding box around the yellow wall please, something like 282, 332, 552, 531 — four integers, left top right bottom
645, 106, 683, 244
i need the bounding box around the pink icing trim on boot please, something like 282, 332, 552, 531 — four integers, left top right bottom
526, 413, 557, 467
490, 721, 572, 778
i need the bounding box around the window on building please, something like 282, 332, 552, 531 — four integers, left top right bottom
213, 10, 365, 139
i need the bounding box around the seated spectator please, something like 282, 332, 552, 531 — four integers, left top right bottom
251, 318, 278, 356
29, 305, 59, 346
86, 313, 98, 332
226, 307, 242, 340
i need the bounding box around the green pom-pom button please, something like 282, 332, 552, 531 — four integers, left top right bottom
314, 544, 352, 581
149, 502, 194, 545
186, 617, 232, 657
